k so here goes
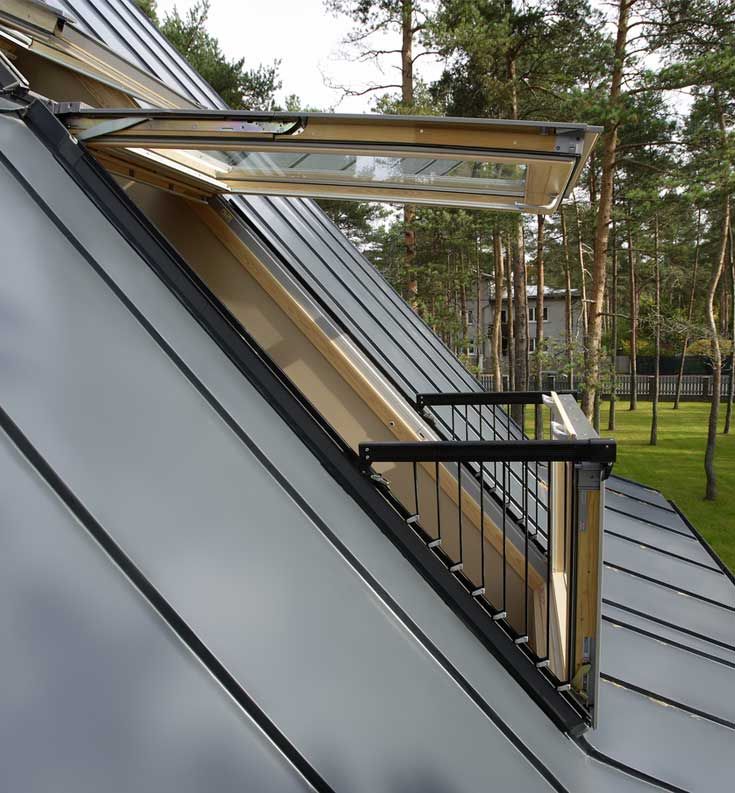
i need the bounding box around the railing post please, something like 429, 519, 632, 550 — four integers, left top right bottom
570, 460, 605, 727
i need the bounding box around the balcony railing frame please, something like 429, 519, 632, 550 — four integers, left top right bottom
415, 390, 579, 547
359, 391, 614, 727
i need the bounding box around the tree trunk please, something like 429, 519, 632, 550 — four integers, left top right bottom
492, 230, 504, 390
404, 205, 417, 307
608, 217, 618, 430
574, 198, 588, 344
507, 41, 525, 403
512, 221, 528, 394
675, 208, 701, 409
535, 215, 545, 437
650, 214, 661, 445
724, 218, 734, 434
627, 215, 638, 410
505, 235, 515, 390
401, 1, 416, 309
459, 250, 468, 354
561, 209, 574, 388
704, 194, 731, 500
582, 0, 631, 419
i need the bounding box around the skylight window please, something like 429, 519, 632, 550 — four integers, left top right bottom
59, 109, 601, 213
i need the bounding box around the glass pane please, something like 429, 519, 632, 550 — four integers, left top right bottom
146, 147, 528, 197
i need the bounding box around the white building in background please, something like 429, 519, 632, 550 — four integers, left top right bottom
473, 285, 583, 374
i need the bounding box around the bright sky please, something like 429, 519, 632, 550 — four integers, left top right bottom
155, 0, 443, 112
155, 1, 691, 120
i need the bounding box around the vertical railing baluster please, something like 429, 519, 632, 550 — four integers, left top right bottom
544, 461, 552, 666
431, 461, 442, 549
522, 461, 529, 643
451, 463, 463, 573
491, 405, 498, 485
535, 459, 539, 539
566, 462, 576, 684
412, 460, 419, 521
501, 460, 507, 617
465, 404, 469, 441
477, 460, 486, 597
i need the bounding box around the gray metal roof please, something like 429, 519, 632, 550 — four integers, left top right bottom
2, 109, 669, 793
0, 428, 313, 793
3, 1, 734, 789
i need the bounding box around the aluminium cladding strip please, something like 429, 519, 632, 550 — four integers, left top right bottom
16, 97, 587, 741
0, 425, 319, 793
0, 404, 335, 793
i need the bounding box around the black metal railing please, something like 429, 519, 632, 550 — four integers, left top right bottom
358, 428, 615, 726
416, 391, 578, 545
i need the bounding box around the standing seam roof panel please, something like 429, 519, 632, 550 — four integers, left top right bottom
0, 115, 560, 793
1, 107, 676, 793
37, 5, 735, 789
0, 431, 314, 793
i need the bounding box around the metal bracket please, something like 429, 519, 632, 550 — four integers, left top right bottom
75, 115, 151, 142
0, 51, 28, 95
575, 461, 603, 492
369, 472, 390, 488
554, 129, 584, 157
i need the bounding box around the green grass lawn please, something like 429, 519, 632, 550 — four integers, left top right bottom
599, 401, 735, 573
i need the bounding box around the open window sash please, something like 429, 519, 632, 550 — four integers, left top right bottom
59, 108, 600, 213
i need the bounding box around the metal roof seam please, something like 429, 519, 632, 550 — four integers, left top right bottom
599, 674, 735, 733
0, 405, 338, 793
572, 737, 690, 793
668, 500, 735, 586
602, 597, 735, 653
605, 505, 694, 538
601, 614, 735, 670
604, 563, 735, 613
606, 480, 677, 511
603, 529, 722, 573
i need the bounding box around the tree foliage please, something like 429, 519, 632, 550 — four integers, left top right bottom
135, 1, 281, 109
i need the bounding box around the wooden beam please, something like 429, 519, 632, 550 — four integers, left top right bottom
193, 202, 544, 590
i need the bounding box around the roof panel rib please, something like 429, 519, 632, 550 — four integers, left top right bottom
0, 432, 313, 793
